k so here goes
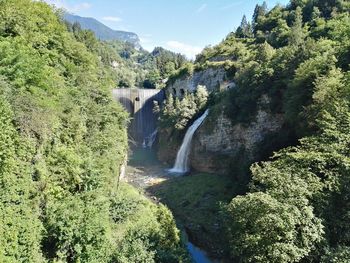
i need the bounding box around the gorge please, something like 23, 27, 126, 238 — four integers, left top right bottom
0, 0, 349, 263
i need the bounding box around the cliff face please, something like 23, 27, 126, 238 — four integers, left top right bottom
160, 64, 284, 174
157, 128, 180, 165
158, 105, 284, 174
191, 109, 284, 174
167, 67, 235, 96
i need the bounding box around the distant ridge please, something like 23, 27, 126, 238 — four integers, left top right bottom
64, 13, 141, 48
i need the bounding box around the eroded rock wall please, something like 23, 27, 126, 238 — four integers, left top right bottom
191, 109, 284, 174
167, 67, 230, 96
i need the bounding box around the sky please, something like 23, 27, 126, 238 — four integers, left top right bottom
44, 0, 290, 58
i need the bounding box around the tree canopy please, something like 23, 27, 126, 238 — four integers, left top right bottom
0, 1, 188, 262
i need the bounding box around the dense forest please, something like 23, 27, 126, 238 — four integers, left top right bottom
159, 0, 350, 262
1, 0, 350, 262
0, 0, 188, 262
64, 19, 187, 90
109, 43, 187, 89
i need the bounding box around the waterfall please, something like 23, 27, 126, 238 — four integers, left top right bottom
142, 129, 158, 148
169, 109, 209, 174
147, 129, 158, 148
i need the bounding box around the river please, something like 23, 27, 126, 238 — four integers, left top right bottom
125, 147, 220, 263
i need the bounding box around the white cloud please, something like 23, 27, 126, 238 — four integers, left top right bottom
196, 3, 207, 13
102, 16, 123, 22
43, 0, 91, 13
166, 41, 202, 59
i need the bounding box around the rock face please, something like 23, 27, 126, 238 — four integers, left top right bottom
157, 128, 182, 165
190, 109, 284, 174
161, 64, 283, 174
158, 105, 284, 174
167, 67, 234, 97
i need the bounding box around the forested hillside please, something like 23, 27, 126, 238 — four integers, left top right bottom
64, 13, 141, 47
160, 0, 350, 262
64, 20, 187, 90
107, 42, 188, 89
0, 1, 188, 262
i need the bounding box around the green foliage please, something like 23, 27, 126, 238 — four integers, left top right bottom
252, 2, 268, 32
321, 246, 350, 263
235, 15, 253, 38
112, 184, 189, 263
0, 96, 43, 263
154, 1, 350, 261
288, 7, 307, 45
159, 86, 208, 130
226, 193, 323, 263
0, 1, 187, 262
194, 85, 209, 110
225, 72, 350, 262
149, 173, 236, 259
167, 63, 194, 85
102, 41, 187, 88
43, 193, 112, 262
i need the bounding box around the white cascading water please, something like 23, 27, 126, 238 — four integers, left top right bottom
169, 109, 209, 174
147, 129, 158, 148
142, 129, 158, 149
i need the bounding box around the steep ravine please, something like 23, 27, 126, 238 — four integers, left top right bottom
123, 148, 224, 263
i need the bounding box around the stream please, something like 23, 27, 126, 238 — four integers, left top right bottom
187, 242, 216, 263
125, 147, 219, 263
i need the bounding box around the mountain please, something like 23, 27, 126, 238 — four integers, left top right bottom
64, 13, 141, 48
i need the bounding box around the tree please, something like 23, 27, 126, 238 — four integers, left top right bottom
194, 85, 208, 110
236, 15, 253, 38
226, 192, 323, 263
0, 96, 43, 262
226, 70, 350, 262
0, 1, 187, 262
143, 69, 161, 89
289, 7, 306, 46
252, 2, 268, 32
321, 247, 350, 263
256, 41, 275, 62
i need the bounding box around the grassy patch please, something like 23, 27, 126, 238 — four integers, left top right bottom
148, 173, 236, 259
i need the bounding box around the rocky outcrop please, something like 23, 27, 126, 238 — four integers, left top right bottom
167, 67, 234, 96
157, 128, 181, 165
191, 108, 284, 174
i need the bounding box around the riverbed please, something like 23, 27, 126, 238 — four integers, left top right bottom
124, 147, 221, 263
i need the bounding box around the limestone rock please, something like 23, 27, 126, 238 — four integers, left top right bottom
167, 67, 229, 96
191, 109, 284, 174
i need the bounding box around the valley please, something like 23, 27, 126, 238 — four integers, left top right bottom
0, 0, 349, 262
124, 147, 232, 262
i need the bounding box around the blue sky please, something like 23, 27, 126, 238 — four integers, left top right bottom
45, 0, 290, 58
